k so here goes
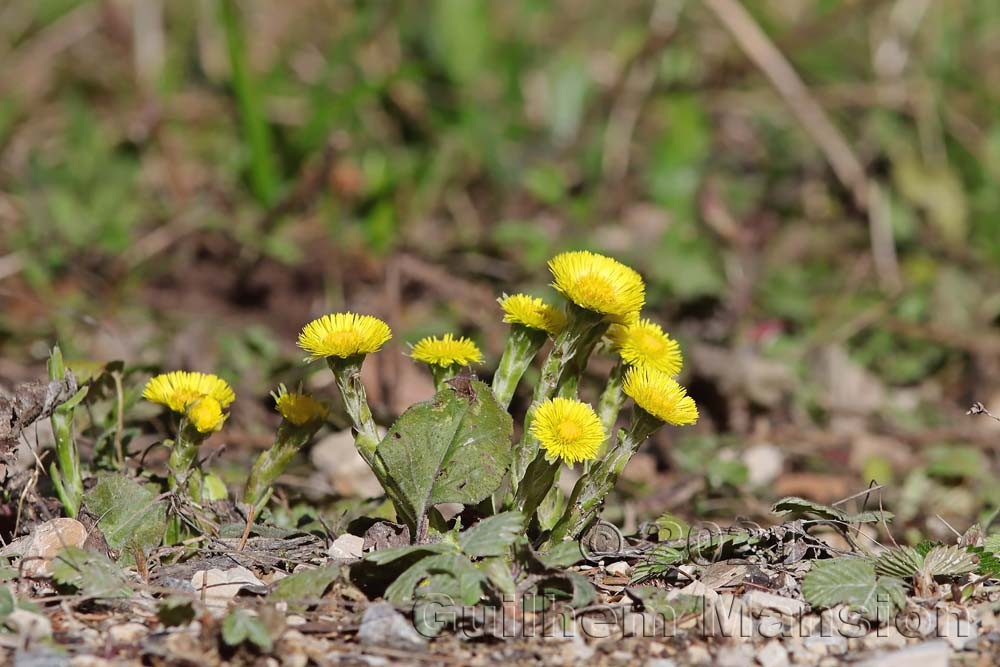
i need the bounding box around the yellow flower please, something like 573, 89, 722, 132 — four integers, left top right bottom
273, 386, 328, 426
187, 396, 226, 433
608, 318, 683, 375
622, 366, 698, 425
143, 371, 235, 414
530, 397, 605, 464
548, 251, 645, 320
297, 313, 392, 360
499, 293, 567, 336
410, 334, 483, 368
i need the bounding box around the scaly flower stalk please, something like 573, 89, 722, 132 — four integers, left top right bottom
47, 346, 85, 518
244, 387, 328, 512
492, 325, 547, 410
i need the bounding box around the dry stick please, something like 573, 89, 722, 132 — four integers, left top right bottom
702, 0, 900, 291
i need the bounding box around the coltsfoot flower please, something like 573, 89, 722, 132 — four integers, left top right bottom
187, 396, 226, 433
608, 318, 683, 375
531, 397, 605, 464
499, 293, 567, 336
143, 371, 235, 414
297, 313, 392, 360
548, 251, 645, 320
273, 386, 328, 426
410, 334, 483, 367
622, 366, 698, 425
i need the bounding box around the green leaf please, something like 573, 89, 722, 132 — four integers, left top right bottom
984, 533, 1000, 554
802, 558, 905, 621
363, 542, 455, 566
458, 512, 524, 558
632, 545, 687, 584
537, 541, 584, 569
875, 547, 923, 579
51, 547, 131, 598
626, 587, 704, 620
385, 553, 485, 605
269, 565, 341, 612
157, 597, 196, 627
376, 380, 513, 524
655, 512, 690, 541
477, 557, 515, 597
222, 608, 273, 652
0, 586, 14, 617
770, 497, 891, 524
922, 545, 977, 577
84, 474, 166, 555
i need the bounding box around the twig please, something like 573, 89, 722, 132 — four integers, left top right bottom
968, 402, 1000, 424
702, 0, 869, 211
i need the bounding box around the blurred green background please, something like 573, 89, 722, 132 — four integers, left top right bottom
2, 0, 1000, 535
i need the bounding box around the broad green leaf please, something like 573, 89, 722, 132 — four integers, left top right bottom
157, 597, 196, 627
385, 553, 484, 605
363, 542, 455, 566
84, 474, 166, 554
269, 564, 341, 612
222, 609, 272, 652
51, 547, 131, 598
771, 497, 846, 521
875, 547, 922, 579
922, 545, 977, 577
984, 533, 1000, 554
655, 512, 690, 541
802, 558, 905, 620
458, 512, 524, 558
376, 380, 513, 524
477, 557, 515, 597
538, 541, 584, 569
626, 587, 704, 620
0, 586, 13, 616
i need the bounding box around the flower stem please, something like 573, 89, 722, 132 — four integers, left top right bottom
168, 424, 205, 501
430, 364, 460, 391
515, 452, 560, 520
244, 424, 314, 513
546, 408, 661, 545
590, 361, 626, 472
328, 356, 417, 531
47, 346, 84, 518
491, 326, 546, 410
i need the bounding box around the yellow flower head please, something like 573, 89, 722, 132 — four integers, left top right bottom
273, 385, 328, 426
143, 371, 235, 414
530, 397, 605, 465
499, 293, 567, 336
410, 334, 483, 368
622, 366, 698, 426
608, 318, 683, 375
548, 251, 645, 320
297, 313, 392, 360
187, 396, 226, 434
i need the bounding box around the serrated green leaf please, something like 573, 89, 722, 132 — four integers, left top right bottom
376, 380, 513, 524
875, 547, 923, 579
803, 558, 905, 620
922, 545, 977, 577
477, 557, 515, 597
632, 544, 687, 584
984, 533, 1000, 554
385, 553, 484, 605
363, 542, 455, 566
538, 541, 584, 569
51, 546, 131, 598
771, 497, 846, 521
627, 587, 704, 620
458, 512, 524, 558
269, 564, 341, 612
83, 474, 166, 555
970, 546, 1000, 578
222, 609, 272, 652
